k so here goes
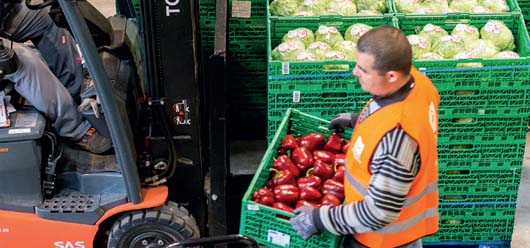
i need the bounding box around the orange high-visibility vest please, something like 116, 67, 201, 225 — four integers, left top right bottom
344, 67, 440, 248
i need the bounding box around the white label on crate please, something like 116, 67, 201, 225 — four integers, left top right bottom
232, 1, 252, 18
292, 91, 301, 103
267, 230, 290, 247
9, 128, 31, 134
478, 109, 485, 115
282, 62, 290, 75
247, 204, 260, 211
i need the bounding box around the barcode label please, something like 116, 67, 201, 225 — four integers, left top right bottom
282, 62, 290, 74
292, 91, 301, 102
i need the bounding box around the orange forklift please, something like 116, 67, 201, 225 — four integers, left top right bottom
0, 0, 243, 247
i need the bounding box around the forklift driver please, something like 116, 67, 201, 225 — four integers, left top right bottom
0, 1, 112, 154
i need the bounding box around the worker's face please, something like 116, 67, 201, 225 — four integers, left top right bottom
352, 51, 389, 96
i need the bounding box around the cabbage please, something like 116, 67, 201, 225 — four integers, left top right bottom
322, 51, 350, 69
307, 41, 333, 59
299, 0, 330, 15
327, 0, 357, 15
333, 40, 357, 59
407, 34, 431, 59
480, 20, 514, 51
479, 0, 509, 12
356, 0, 387, 12
415, 7, 436, 13
422, 0, 449, 13
432, 35, 466, 58
269, 0, 299, 16
495, 51, 519, 58
417, 52, 444, 60
344, 23, 373, 42
296, 51, 319, 61
395, 0, 422, 13
294, 10, 315, 16
467, 39, 499, 58
454, 51, 483, 68
419, 24, 449, 43
356, 9, 382, 14
471, 5, 492, 13
315, 25, 344, 46
449, 0, 478, 12
451, 24, 479, 44
271, 41, 306, 61
283, 28, 315, 46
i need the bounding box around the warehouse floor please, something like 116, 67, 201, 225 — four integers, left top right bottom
89, 1, 530, 247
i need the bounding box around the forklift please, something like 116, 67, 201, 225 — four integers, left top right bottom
0, 0, 242, 247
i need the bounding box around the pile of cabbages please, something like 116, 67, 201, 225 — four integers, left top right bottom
271, 24, 372, 64
269, 0, 387, 16
395, 0, 510, 14
408, 21, 519, 61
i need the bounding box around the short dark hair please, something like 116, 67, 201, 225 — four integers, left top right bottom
357, 26, 412, 75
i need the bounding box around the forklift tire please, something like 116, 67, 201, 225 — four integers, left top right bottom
107, 201, 200, 248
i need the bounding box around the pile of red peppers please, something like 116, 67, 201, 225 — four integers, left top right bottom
251, 132, 351, 212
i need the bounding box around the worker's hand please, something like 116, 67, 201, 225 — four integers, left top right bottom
328, 112, 359, 130
290, 206, 318, 240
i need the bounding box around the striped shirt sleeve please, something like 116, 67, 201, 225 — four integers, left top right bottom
314, 127, 420, 235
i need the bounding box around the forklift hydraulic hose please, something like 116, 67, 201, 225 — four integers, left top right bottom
25, 0, 55, 10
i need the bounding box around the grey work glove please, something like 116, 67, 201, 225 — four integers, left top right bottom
328, 112, 359, 130
290, 206, 318, 240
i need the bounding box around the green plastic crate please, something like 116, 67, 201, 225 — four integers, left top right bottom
440, 158, 524, 170
437, 203, 517, 220
437, 141, 526, 161
240, 109, 349, 248
423, 217, 514, 242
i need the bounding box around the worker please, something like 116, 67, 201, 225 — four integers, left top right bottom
290, 26, 440, 248
0, 2, 112, 154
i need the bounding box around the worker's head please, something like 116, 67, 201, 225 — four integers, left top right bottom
352, 26, 412, 96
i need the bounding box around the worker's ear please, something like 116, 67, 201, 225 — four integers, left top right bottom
385, 70, 400, 84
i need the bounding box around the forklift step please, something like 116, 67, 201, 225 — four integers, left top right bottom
36, 189, 105, 224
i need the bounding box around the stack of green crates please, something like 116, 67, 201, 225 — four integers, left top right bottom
200, 0, 268, 139
400, 13, 530, 243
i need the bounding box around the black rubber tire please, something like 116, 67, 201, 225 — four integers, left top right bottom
107, 201, 200, 248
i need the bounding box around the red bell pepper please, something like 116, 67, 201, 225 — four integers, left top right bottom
300, 186, 322, 202
298, 132, 326, 151
297, 174, 322, 190
292, 147, 314, 172
252, 187, 275, 206
296, 200, 320, 209
313, 150, 335, 163
322, 179, 345, 200
272, 155, 300, 178
273, 202, 294, 213
270, 168, 296, 186
280, 134, 298, 151
311, 160, 334, 180
342, 141, 351, 154
332, 164, 345, 182
333, 154, 346, 167
273, 184, 300, 205
324, 132, 343, 154
321, 194, 342, 206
